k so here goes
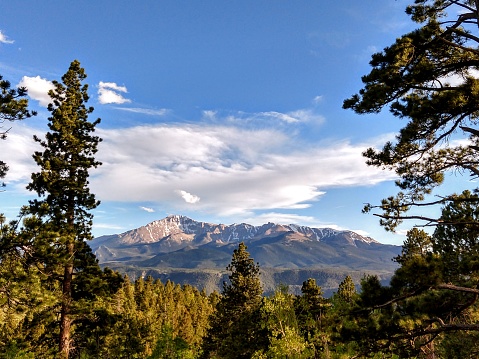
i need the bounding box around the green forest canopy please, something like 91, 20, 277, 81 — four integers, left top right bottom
3, 1, 479, 357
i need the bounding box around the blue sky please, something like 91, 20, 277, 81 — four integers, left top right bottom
1, 1, 469, 245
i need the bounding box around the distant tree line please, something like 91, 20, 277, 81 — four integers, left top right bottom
3, 0, 479, 357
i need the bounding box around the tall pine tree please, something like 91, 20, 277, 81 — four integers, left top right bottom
342, 2, 479, 355
202, 242, 267, 358
26, 60, 101, 358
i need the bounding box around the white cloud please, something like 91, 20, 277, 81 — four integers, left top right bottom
99, 81, 128, 93
86, 123, 395, 217
93, 223, 126, 230
258, 110, 323, 124
287, 109, 324, 124
17, 76, 55, 107
98, 81, 131, 104
260, 111, 300, 123
313, 95, 323, 104
0, 124, 40, 185
0, 30, 14, 44
1, 119, 396, 226
114, 107, 169, 116
140, 206, 155, 213
435, 69, 479, 87
247, 109, 324, 125
242, 212, 337, 228
202, 110, 217, 120
396, 229, 411, 237
176, 190, 200, 204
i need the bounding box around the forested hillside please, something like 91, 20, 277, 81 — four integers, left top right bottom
0, 238, 399, 358
3, 1, 479, 358
89, 215, 401, 296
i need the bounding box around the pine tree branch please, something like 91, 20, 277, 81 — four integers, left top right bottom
360, 287, 426, 311
362, 283, 479, 312
373, 212, 479, 228
395, 321, 479, 340
439, 34, 479, 55
435, 283, 479, 295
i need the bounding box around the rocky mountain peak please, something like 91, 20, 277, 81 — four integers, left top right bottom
90, 215, 400, 294
103, 215, 379, 248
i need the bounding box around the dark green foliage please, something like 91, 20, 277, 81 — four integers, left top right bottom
336, 275, 356, 304
325, 276, 362, 358
82, 276, 215, 358
202, 242, 267, 359
344, 1, 479, 231
0, 75, 34, 125
24, 60, 102, 358
342, 2, 479, 355
0, 219, 125, 358
27, 59, 101, 240
340, 192, 479, 357
436, 330, 479, 359
0, 60, 111, 358
294, 279, 330, 357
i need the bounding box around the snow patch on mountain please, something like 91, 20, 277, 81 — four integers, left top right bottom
106, 214, 379, 247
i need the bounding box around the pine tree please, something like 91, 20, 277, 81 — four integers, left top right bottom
325, 277, 362, 357
25, 60, 102, 358
0, 216, 58, 356
294, 278, 330, 356
337, 275, 356, 304
342, 2, 479, 354
202, 242, 267, 358
256, 285, 312, 359
344, 193, 479, 357
344, 1, 479, 231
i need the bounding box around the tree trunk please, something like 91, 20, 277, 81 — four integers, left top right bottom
59, 240, 74, 358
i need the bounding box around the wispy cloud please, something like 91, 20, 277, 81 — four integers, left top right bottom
354, 45, 380, 63
243, 212, 344, 230
98, 81, 131, 104
202, 110, 217, 120
88, 122, 394, 217
140, 206, 155, 213
0, 30, 14, 44
216, 107, 324, 127
288, 109, 324, 123
258, 109, 324, 124
308, 30, 352, 50
259, 111, 301, 123
114, 107, 169, 116
2, 114, 395, 226
93, 223, 126, 230
17, 76, 55, 107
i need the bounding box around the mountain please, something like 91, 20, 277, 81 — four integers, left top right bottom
90, 215, 401, 295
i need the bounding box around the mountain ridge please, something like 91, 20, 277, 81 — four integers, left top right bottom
93, 214, 381, 249
90, 215, 401, 295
